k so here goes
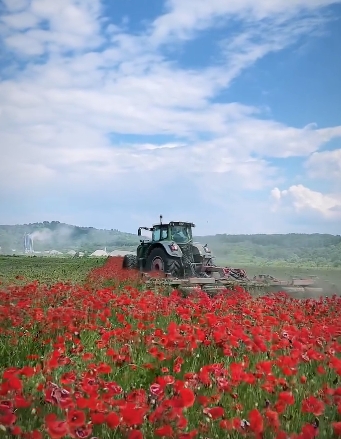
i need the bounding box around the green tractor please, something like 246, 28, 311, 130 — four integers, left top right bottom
122, 215, 214, 278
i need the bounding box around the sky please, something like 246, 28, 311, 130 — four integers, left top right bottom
0, 0, 341, 236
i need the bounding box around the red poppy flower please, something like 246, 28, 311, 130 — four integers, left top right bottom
45, 414, 69, 439
256, 360, 273, 375
278, 391, 295, 405
219, 419, 233, 430
69, 425, 93, 439
333, 422, 341, 436
155, 425, 174, 437
178, 388, 195, 408
90, 412, 106, 425
120, 406, 147, 426
14, 395, 31, 409
300, 423, 318, 439
19, 366, 35, 377
7, 376, 22, 391
150, 383, 165, 399
265, 409, 280, 430
106, 412, 120, 429
128, 431, 144, 439
178, 430, 198, 439
67, 410, 86, 428
0, 411, 16, 426
203, 406, 225, 420
8, 425, 21, 436
249, 408, 263, 434
301, 396, 325, 416
97, 362, 112, 374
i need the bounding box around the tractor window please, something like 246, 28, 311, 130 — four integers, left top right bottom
170, 225, 192, 243
160, 227, 168, 240
152, 228, 161, 241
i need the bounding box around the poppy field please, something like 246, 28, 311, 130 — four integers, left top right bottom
1, 257, 341, 439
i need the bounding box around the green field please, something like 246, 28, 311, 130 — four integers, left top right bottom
0, 256, 105, 285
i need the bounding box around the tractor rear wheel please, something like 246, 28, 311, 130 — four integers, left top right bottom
122, 254, 138, 269
146, 248, 183, 277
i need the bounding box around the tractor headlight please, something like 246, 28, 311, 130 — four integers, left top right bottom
169, 243, 179, 252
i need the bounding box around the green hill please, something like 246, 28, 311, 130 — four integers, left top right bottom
196, 233, 341, 267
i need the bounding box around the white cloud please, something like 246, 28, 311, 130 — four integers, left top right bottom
138, 143, 183, 151
151, 0, 340, 43
222, 121, 341, 158
1, 12, 40, 30
271, 187, 281, 201
0, 0, 340, 232
271, 184, 341, 219
1, 0, 103, 55
1, 0, 29, 13
305, 149, 341, 182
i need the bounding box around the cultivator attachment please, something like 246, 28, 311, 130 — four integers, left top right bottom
207, 266, 250, 281
140, 267, 324, 297
141, 270, 267, 297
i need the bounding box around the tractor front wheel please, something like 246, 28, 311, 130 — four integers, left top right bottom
146, 248, 183, 278
122, 254, 138, 269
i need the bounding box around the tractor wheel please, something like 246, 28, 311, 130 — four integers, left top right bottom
122, 254, 138, 269
146, 248, 183, 277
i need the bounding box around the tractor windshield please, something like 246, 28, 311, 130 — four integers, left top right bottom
170, 225, 192, 244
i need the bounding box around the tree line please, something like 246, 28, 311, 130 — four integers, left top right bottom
0, 222, 340, 267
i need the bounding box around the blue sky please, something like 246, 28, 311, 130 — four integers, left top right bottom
0, 0, 341, 235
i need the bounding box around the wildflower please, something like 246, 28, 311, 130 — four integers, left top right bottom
301, 396, 325, 416
45, 414, 69, 439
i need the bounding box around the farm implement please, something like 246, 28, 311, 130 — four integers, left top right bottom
122, 216, 323, 296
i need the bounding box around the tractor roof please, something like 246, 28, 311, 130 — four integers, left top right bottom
152, 221, 195, 228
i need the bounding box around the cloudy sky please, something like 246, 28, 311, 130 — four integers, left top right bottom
0, 0, 340, 235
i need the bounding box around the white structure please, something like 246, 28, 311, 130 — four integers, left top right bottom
109, 250, 135, 256
90, 249, 108, 257
50, 250, 63, 255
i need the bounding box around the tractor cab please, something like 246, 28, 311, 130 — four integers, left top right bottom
126, 215, 213, 277
138, 217, 195, 245
153, 221, 194, 244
